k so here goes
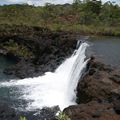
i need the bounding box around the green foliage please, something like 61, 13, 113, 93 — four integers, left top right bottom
57, 112, 71, 120
0, 0, 120, 36
2, 39, 33, 58
83, 0, 102, 15
19, 116, 27, 120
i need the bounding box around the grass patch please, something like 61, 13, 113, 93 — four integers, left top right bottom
19, 116, 27, 120
2, 39, 33, 58
0, 1, 120, 36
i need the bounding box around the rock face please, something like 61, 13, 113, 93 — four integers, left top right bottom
0, 25, 77, 78
64, 101, 120, 120
1, 25, 120, 120
77, 58, 120, 103
64, 58, 120, 120
0, 102, 58, 120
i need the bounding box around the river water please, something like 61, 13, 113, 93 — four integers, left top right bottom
88, 36, 120, 68
0, 36, 120, 119
0, 56, 16, 81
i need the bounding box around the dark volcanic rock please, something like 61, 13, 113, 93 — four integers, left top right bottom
64, 101, 120, 120
0, 102, 59, 120
64, 58, 120, 120
113, 100, 120, 115
109, 74, 120, 84
0, 25, 77, 78
77, 58, 120, 104
0, 103, 19, 120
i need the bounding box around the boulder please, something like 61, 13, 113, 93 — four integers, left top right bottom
64, 101, 120, 120
77, 58, 120, 103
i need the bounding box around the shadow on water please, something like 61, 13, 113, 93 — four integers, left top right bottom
0, 55, 17, 81
0, 55, 18, 107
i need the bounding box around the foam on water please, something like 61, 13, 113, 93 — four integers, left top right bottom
0, 42, 89, 110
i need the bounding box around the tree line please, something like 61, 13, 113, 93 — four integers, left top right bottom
0, 0, 120, 35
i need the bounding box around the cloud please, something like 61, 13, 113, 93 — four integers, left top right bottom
6, 0, 26, 2
0, 0, 72, 5
32, 0, 119, 6
0, 0, 119, 6
0, 0, 27, 5
27, 0, 73, 6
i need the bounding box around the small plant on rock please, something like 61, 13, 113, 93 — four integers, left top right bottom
57, 112, 71, 120
19, 116, 27, 120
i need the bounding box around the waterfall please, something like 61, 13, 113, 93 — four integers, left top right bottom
0, 42, 89, 111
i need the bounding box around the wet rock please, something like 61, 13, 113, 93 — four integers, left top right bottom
0, 102, 59, 120
0, 49, 7, 55
92, 110, 103, 118
77, 58, 120, 104
0, 103, 19, 120
113, 101, 120, 115
109, 75, 120, 84
88, 68, 96, 75
65, 58, 120, 120
111, 88, 120, 97
64, 101, 120, 120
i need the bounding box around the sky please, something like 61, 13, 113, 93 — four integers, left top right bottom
0, 0, 119, 6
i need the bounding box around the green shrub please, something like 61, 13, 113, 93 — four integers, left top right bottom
2, 39, 33, 58
0, 1, 120, 36
57, 112, 71, 120
19, 116, 27, 120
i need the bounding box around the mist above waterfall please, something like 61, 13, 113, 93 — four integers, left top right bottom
0, 42, 89, 111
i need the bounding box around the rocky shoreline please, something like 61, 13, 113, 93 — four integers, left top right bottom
0, 25, 77, 78
1, 58, 120, 120
0, 25, 77, 120
64, 57, 120, 120
0, 25, 120, 120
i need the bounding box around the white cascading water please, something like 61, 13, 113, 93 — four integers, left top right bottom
0, 42, 89, 110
